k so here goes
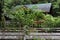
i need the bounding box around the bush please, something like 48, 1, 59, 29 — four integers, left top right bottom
1, 0, 60, 30
3, 5, 60, 29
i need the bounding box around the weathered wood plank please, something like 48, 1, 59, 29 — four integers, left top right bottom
0, 36, 23, 39
0, 32, 24, 36
0, 32, 60, 39
29, 33, 60, 36
26, 33, 60, 39
26, 35, 60, 39
0, 32, 24, 39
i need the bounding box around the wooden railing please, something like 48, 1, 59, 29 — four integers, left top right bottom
0, 28, 60, 40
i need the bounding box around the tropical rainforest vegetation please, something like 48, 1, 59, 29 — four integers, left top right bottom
0, 0, 60, 31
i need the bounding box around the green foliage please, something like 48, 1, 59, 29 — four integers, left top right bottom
1, 0, 60, 30
4, 0, 60, 16
5, 6, 45, 27
54, 16, 60, 27
41, 14, 60, 28
4, 6, 60, 29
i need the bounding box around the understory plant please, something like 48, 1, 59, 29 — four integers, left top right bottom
4, 5, 60, 30
4, 0, 60, 29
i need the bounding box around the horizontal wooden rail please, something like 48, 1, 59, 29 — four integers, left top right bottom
0, 32, 60, 39
0, 32, 24, 39
0, 28, 60, 32
25, 33, 60, 39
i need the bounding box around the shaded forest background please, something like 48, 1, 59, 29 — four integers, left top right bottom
4, 0, 60, 16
